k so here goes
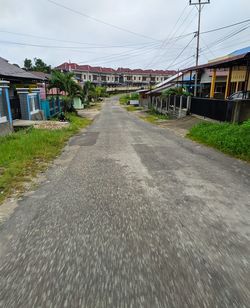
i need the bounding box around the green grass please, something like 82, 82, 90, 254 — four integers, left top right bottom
187, 120, 250, 161
0, 113, 92, 203
140, 109, 169, 124
125, 106, 143, 112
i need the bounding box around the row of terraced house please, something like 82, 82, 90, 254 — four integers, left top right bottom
55, 62, 176, 87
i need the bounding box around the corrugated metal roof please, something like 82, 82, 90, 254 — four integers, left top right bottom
0, 57, 43, 80
184, 51, 250, 71
31, 71, 51, 80
229, 46, 250, 56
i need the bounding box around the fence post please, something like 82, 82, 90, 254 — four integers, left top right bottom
187, 96, 191, 112
31, 88, 41, 110
174, 95, 176, 111
232, 101, 241, 123
179, 96, 183, 118
53, 98, 56, 115
160, 98, 163, 113
0, 81, 12, 125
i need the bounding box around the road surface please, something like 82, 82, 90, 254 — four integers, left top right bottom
0, 97, 249, 307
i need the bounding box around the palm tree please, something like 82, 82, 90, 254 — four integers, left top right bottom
49, 71, 82, 111
82, 81, 95, 105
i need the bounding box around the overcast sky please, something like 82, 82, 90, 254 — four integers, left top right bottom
0, 0, 250, 70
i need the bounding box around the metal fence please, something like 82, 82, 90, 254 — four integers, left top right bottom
41, 97, 61, 119
190, 97, 234, 122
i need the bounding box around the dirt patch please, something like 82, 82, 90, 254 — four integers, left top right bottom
133, 110, 205, 137
77, 108, 101, 120
34, 121, 70, 130
158, 116, 205, 136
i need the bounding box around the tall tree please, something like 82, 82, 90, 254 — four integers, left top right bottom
23, 58, 33, 71
33, 58, 51, 73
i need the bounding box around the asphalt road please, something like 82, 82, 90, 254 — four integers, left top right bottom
0, 97, 249, 308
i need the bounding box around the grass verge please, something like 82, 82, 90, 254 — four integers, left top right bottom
140, 109, 169, 124
125, 106, 143, 112
187, 120, 250, 161
0, 113, 92, 204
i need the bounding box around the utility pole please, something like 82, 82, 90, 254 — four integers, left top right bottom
189, 0, 210, 97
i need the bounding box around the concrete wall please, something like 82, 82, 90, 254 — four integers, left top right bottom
0, 122, 12, 136
238, 101, 250, 122
30, 111, 44, 121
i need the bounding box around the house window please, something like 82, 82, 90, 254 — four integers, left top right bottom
84, 75, 86, 79
133, 76, 136, 80
142, 76, 147, 81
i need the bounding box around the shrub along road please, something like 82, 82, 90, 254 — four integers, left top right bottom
0, 97, 249, 307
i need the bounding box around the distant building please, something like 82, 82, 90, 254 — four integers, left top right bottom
55, 62, 176, 87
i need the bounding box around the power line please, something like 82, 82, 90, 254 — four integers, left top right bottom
181, 26, 250, 68
196, 23, 250, 61
201, 18, 250, 35
79, 43, 163, 66
143, 5, 190, 68
151, 10, 198, 68
0, 30, 155, 48
189, 0, 210, 96
144, 6, 196, 69
46, 0, 161, 42
0, 39, 159, 50
166, 36, 195, 69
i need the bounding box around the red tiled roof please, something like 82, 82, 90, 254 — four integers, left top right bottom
55, 63, 176, 75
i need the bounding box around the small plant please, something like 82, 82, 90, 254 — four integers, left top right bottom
162, 87, 192, 98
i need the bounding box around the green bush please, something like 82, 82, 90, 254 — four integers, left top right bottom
162, 87, 191, 98
120, 92, 139, 104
